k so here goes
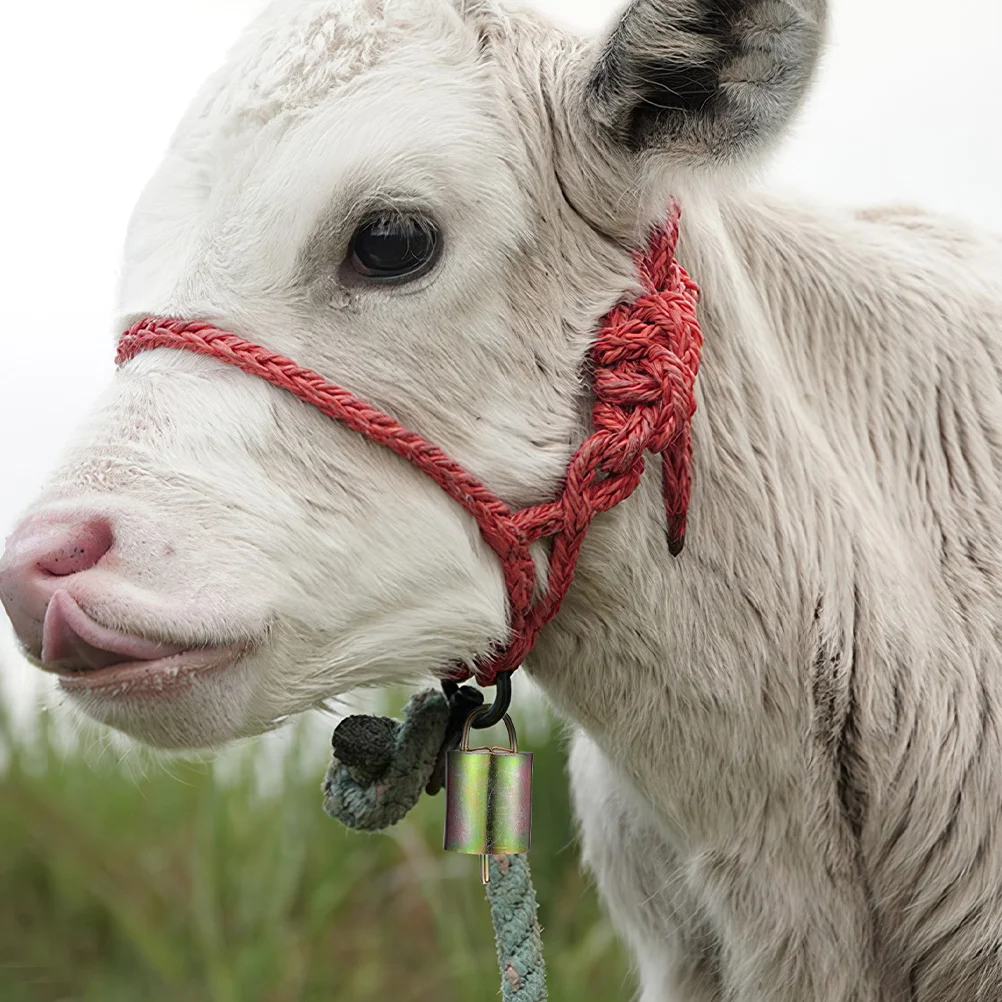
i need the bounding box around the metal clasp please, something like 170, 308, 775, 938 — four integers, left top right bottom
444, 706, 533, 883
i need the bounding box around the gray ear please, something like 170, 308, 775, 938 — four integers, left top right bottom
585, 0, 827, 163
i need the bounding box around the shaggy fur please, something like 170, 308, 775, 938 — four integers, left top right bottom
5, 0, 1002, 997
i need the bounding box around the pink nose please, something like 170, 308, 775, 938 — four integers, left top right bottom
0, 515, 115, 662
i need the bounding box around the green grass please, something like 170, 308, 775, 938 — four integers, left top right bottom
0, 697, 634, 1002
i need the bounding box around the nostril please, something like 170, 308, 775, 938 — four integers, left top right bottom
36, 518, 114, 577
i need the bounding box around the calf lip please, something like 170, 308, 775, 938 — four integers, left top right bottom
33, 589, 248, 697
41, 590, 187, 672
56, 645, 246, 697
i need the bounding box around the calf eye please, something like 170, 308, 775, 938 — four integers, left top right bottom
349, 214, 440, 282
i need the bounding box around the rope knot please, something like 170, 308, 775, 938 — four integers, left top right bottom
585, 247, 702, 553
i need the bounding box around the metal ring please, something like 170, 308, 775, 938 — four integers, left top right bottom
470, 669, 512, 729
460, 708, 518, 754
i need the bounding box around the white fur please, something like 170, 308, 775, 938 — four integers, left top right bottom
8, 0, 1002, 997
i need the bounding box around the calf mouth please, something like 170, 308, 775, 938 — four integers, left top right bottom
37, 589, 248, 699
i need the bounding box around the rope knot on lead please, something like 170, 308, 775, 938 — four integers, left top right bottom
322, 689, 547, 1001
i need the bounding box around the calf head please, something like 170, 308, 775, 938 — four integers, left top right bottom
0, 0, 824, 748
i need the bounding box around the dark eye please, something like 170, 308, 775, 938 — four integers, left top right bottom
349, 215, 440, 282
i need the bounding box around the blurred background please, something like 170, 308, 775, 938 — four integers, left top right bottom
0, 0, 1000, 999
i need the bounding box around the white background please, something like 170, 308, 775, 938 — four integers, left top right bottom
1, 0, 1000, 713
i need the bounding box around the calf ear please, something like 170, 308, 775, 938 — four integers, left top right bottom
584, 0, 826, 165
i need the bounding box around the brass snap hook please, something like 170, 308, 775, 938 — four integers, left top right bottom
444, 699, 533, 884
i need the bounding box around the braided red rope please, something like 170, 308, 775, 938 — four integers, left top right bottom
116, 205, 702, 685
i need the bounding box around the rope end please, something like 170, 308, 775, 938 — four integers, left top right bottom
665, 511, 687, 557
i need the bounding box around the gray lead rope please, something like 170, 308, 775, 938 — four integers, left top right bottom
322, 688, 547, 1001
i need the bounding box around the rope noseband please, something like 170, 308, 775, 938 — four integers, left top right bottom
116, 204, 702, 686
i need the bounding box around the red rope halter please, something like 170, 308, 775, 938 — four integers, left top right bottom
116, 205, 702, 686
